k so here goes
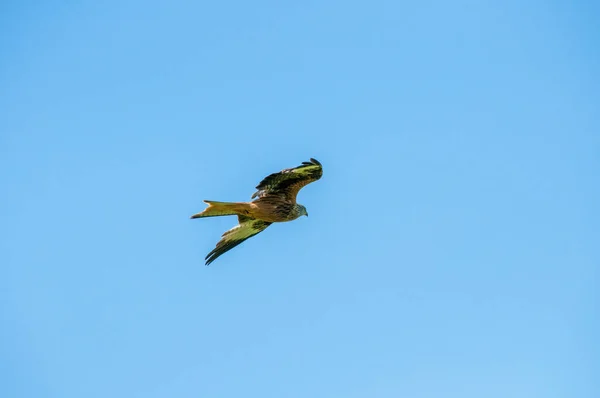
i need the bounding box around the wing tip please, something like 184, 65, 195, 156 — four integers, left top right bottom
301, 158, 321, 167
309, 158, 322, 166
204, 251, 217, 266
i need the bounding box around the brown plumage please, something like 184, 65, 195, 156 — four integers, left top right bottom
191, 158, 323, 265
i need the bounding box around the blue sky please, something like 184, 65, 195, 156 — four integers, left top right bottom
1, 1, 598, 397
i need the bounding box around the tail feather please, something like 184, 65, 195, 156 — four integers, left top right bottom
190, 200, 248, 219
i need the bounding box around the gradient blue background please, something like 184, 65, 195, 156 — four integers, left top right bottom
1, 1, 598, 397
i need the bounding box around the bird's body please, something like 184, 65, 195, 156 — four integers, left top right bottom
191, 158, 323, 265
195, 199, 305, 223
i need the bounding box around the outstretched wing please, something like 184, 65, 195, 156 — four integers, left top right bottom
205, 217, 272, 266
251, 158, 323, 201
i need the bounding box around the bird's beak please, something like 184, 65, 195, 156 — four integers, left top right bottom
305, 212, 309, 217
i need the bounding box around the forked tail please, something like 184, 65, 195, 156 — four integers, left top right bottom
190, 200, 249, 219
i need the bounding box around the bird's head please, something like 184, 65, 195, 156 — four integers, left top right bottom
298, 204, 308, 217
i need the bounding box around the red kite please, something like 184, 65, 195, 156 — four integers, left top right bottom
191, 158, 323, 265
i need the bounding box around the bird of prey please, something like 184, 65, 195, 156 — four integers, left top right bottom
191, 158, 323, 265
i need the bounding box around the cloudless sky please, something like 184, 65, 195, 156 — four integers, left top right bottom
1, 1, 598, 397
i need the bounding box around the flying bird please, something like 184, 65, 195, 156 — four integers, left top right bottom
191, 158, 323, 265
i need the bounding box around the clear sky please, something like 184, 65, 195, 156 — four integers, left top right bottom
1, 1, 598, 397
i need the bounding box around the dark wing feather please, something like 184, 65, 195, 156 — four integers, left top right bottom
205, 219, 271, 266
251, 158, 323, 201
